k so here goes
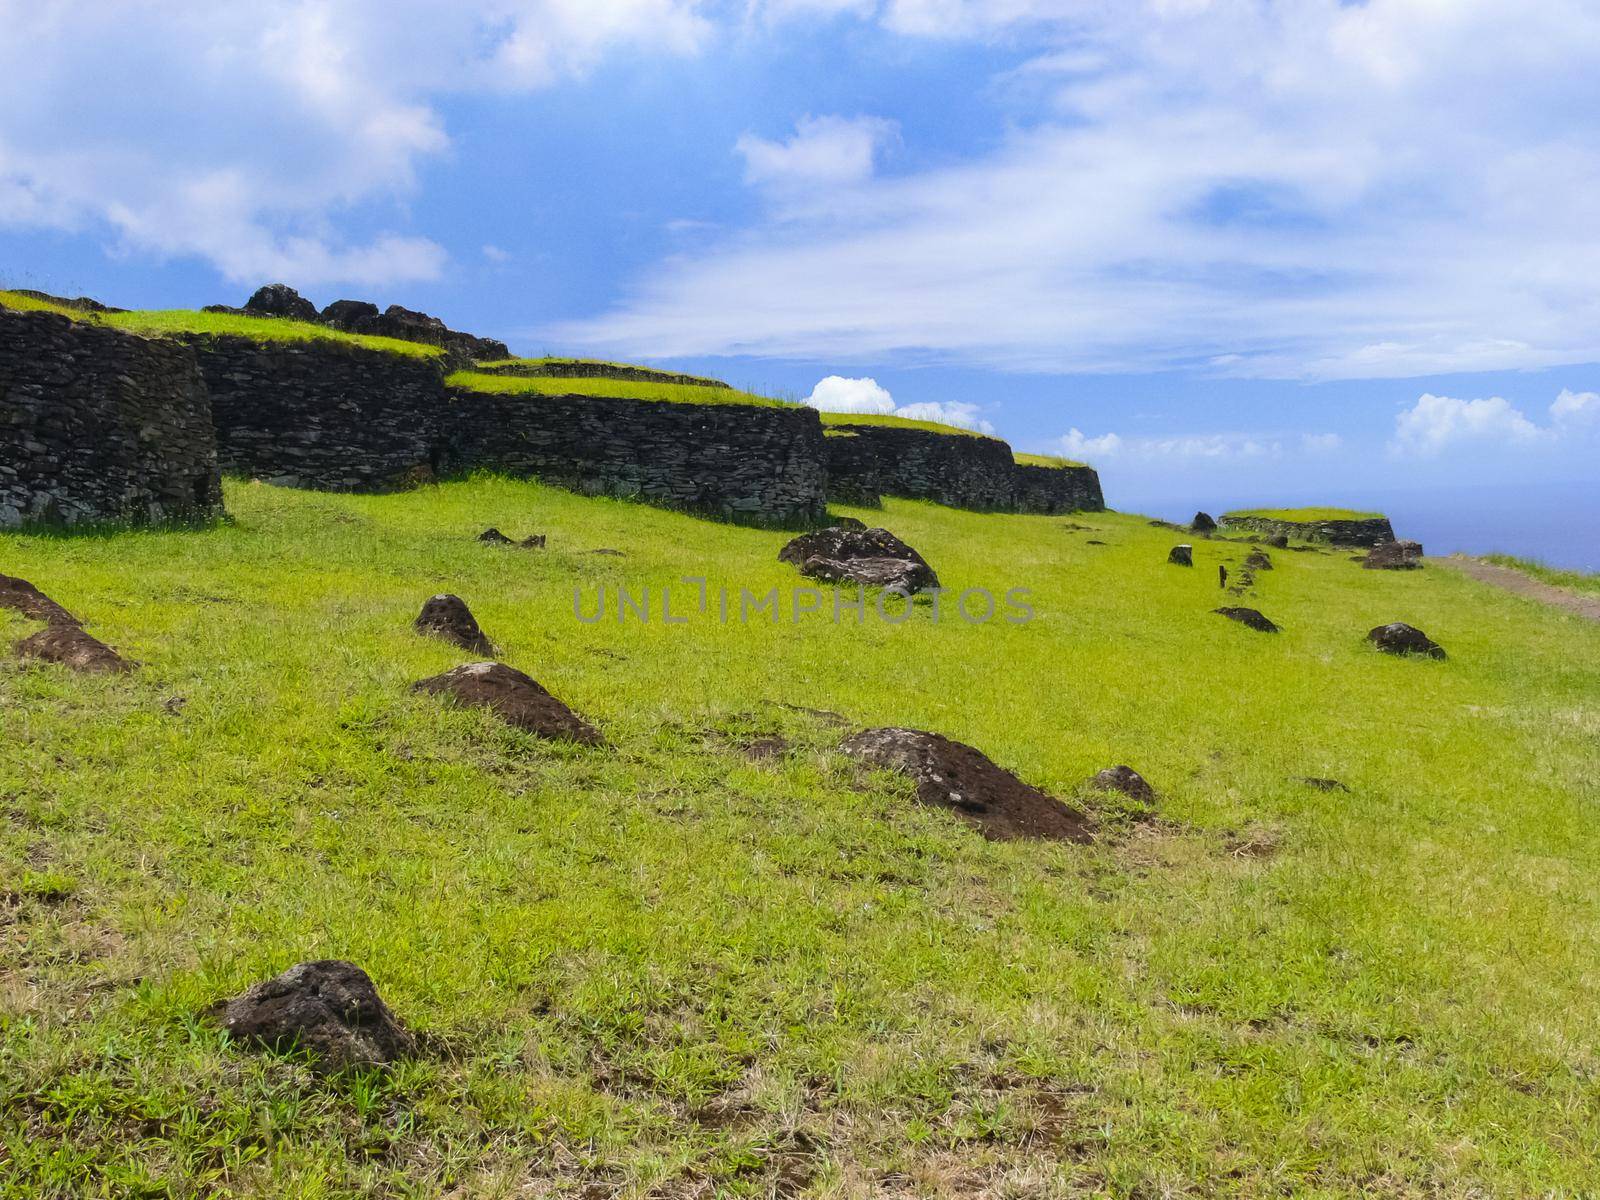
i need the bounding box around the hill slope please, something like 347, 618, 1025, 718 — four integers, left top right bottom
3, 478, 1598, 1197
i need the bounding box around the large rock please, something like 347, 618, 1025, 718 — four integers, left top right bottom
244, 284, 318, 322
413, 661, 602, 744
839, 727, 1095, 843
414, 594, 493, 654
1214, 606, 1280, 633
1364, 540, 1424, 570
779, 526, 939, 590
15, 624, 130, 673
1168, 544, 1193, 567
1367, 622, 1445, 659
218, 960, 413, 1072
1191, 512, 1217, 534
318, 299, 381, 330
1243, 549, 1274, 571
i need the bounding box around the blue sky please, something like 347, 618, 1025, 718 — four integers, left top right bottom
3, 0, 1598, 518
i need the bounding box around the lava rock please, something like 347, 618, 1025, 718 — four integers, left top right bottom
243, 284, 318, 322
413, 661, 603, 744
414, 594, 493, 654
840, 727, 1095, 843
800, 554, 935, 592
1244, 549, 1274, 570
1089, 765, 1156, 803
520, 534, 547, 549
319, 299, 380, 330
478, 528, 514, 545
1191, 512, 1218, 534
15, 624, 130, 672
1364, 540, 1424, 570
1213, 606, 1280, 633
779, 526, 938, 590
1367, 622, 1445, 659
1267, 534, 1290, 549
1168, 544, 1194, 567
217, 960, 413, 1072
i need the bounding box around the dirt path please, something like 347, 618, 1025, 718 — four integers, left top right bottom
1437, 555, 1600, 623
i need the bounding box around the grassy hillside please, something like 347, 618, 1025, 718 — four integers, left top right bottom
818, 412, 992, 439
446, 371, 788, 409
3, 478, 1598, 1197
1013, 453, 1089, 469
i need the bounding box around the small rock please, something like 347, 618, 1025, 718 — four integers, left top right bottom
478, 528, 514, 545
520, 534, 547, 549
1244, 549, 1273, 570
1297, 777, 1351, 792
414, 594, 493, 654
1213, 606, 1280, 633
1218, 565, 1229, 589
1168, 544, 1193, 567
15, 624, 131, 672
413, 661, 603, 744
1364, 540, 1424, 570
243, 283, 318, 322
1367, 622, 1445, 659
1191, 512, 1218, 534
1086, 539, 1107, 546
1267, 534, 1290, 549
840, 727, 1094, 843
587, 548, 625, 557
217, 960, 412, 1072
1089, 765, 1156, 803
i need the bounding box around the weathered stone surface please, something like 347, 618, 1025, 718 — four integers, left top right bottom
0, 574, 79, 626
244, 284, 319, 322
1090, 765, 1156, 803
1012, 462, 1106, 514
1191, 512, 1218, 534
1368, 622, 1445, 659
413, 661, 603, 744
780, 526, 939, 590
15, 623, 130, 673
1220, 514, 1397, 547
1266, 533, 1290, 549
1214, 606, 1280, 633
0, 309, 222, 530
824, 425, 1017, 511
1169, 544, 1194, 567
478, 528, 514, 545
414, 594, 493, 654
1364, 540, 1424, 570
318, 299, 380, 329
218, 960, 413, 1071
840, 727, 1095, 843
1244, 549, 1274, 571
800, 555, 936, 592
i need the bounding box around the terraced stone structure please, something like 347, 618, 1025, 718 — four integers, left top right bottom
0, 308, 222, 529
823, 424, 1020, 510
1220, 512, 1397, 547
1012, 460, 1106, 514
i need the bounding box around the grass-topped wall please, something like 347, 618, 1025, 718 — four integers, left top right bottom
1221, 509, 1396, 547
823, 420, 1020, 510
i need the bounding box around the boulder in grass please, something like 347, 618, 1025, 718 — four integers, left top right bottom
1364, 540, 1424, 570
1168, 544, 1193, 567
413, 661, 603, 745
840, 727, 1095, 843
243, 283, 318, 322
779, 525, 938, 590
218, 960, 413, 1073
799, 555, 935, 593
1191, 512, 1218, 535
1367, 622, 1445, 660
1089, 765, 1156, 803
15, 624, 131, 673
1244, 549, 1274, 571
1214, 606, 1280, 633
414, 594, 493, 655
478, 528, 514, 545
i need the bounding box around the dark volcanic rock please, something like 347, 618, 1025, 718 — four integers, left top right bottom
1297, 777, 1351, 792
1218, 565, 1229, 589
1266, 533, 1290, 549
1244, 549, 1274, 571
15, 624, 130, 672
0, 574, 79, 626
1191, 512, 1218, 534
414, 594, 493, 654
413, 661, 603, 744
1214, 606, 1280, 633
779, 526, 938, 590
319, 299, 381, 330
1168, 544, 1194, 567
244, 284, 318, 322
520, 534, 547, 549
218, 960, 412, 1072
840, 727, 1095, 843
1089, 765, 1156, 803
478, 527, 514, 545
1364, 540, 1424, 570
1367, 622, 1445, 659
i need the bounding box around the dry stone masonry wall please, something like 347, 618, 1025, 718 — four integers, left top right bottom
0, 309, 222, 529
1013, 462, 1106, 514
1220, 514, 1396, 547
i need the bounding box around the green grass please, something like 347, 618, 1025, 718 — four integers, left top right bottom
446, 370, 791, 409
1014, 452, 1089, 469
3, 477, 1599, 1196
1225, 507, 1385, 522
0, 289, 86, 318
1483, 554, 1600, 596
818, 411, 994, 439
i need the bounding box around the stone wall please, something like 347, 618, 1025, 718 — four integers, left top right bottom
823, 424, 1018, 510
0, 309, 222, 529
474, 361, 731, 389
1013, 463, 1106, 514
441, 389, 829, 526
1219, 514, 1396, 547
186, 335, 449, 492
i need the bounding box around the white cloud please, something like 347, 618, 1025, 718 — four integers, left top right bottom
1390, 393, 1545, 458
1052, 428, 1353, 462
1057, 428, 1124, 459
736, 115, 898, 189
1551, 388, 1600, 426
1300, 432, 1343, 454
0, 1, 711, 286
802, 375, 994, 431
558, 1, 1600, 380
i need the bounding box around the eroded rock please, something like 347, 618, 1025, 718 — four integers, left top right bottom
414, 594, 493, 654
218, 960, 413, 1072
244, 283, 318, 322
413, 661, 603, 744
1364, 540, 1424, 570
478, 528, 514, 545
840, 727, 1095, 843
779, 525, 938, 590
1191, 512, 1218, 534
1214, 606, 1280, 633
1168, 544, 1193, 567
1244, 549, 1274, 571
1367, 622, 1445, 659
800, 555, 935, 592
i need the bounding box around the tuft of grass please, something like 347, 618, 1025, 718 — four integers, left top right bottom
446, 370, 792, 409
1, 476, 1598, 1196
1483, 554, 1600, 596
818, 411, 995, 439
1014, 452, 1089, 469
1225, 506, 1385, 522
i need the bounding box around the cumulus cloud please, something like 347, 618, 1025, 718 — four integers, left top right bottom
1057, 428, 1124, 459
1551, 388, 1600, 426
558, 1, 1600, 380
803, 375, 994, 431
0, 1, 711, 286
1389, 393, 1545, 457
737, 115, 898, 189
